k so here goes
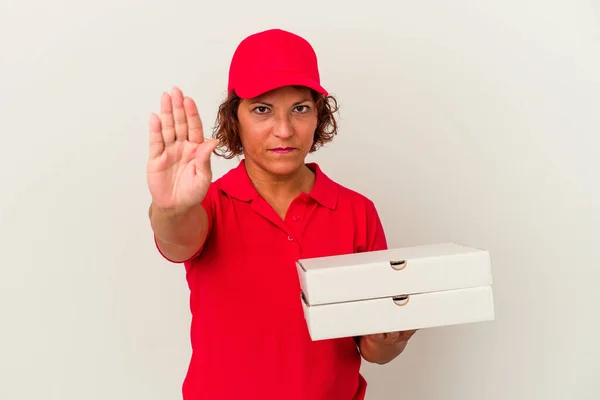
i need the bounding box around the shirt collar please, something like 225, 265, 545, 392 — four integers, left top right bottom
219, 159, 339, 210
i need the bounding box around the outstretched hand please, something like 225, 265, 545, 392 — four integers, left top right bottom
147, 87, 218, 214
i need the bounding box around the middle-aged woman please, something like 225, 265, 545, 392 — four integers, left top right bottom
147, 28, 417, 400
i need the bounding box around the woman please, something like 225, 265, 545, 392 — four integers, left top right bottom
147, 28, 416, 400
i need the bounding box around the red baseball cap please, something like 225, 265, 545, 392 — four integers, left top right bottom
227, 28, 328, 99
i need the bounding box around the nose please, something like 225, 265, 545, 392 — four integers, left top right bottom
274, 114, 293, 139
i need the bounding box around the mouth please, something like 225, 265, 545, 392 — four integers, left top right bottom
269, 147, 296, 154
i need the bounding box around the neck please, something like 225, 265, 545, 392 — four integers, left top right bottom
244, 159, 315, 202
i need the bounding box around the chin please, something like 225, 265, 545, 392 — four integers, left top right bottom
262, 156, 306, 176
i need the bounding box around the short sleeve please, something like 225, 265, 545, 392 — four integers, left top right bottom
366, 200, 388, 252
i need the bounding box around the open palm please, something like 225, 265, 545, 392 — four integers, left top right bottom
147, 87, 218, 213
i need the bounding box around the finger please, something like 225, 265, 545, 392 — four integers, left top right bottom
149, 113, 164, 159
160, 92, 176, 144
171, 87, 188, 141
368, 334, 385, 343
194, 139, 218, 174
384, 332, 400, 344
184, 97, 204, 144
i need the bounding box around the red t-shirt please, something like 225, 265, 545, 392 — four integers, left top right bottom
156, 160, 388, 400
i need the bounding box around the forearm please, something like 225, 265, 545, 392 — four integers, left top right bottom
149, 202, 209, 261
358, 337, 409, 365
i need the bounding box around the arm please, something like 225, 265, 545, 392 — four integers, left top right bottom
149, 201, 210, 263
146, 87, 218, 263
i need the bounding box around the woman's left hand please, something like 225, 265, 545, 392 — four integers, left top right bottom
358, 329, 418, 364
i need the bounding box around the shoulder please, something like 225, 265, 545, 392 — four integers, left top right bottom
336, 182, 376, 205
322, 172, 388, 252
196, 171, 233, 216
322, 173, 381, 222
328, 176, 378, 212
201, 165, 241, 203
312, 162, 378, 210
199, 180, 221, 206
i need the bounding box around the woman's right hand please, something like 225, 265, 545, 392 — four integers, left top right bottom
147, 87, 218, 215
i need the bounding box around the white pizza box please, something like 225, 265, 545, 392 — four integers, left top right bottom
296, 242, 494, 341
301, 285, 495, 341
297, 242, 492, 306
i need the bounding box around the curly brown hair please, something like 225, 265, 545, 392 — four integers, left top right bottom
211, 87, 339, 159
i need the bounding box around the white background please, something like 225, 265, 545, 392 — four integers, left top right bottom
1, 0, 599, 399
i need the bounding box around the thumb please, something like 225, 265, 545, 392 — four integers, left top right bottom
194, 139, 218, 173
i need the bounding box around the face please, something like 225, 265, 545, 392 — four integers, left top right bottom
237, 85, 318, 178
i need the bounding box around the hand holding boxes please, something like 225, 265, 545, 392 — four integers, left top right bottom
296, 243, 495, 341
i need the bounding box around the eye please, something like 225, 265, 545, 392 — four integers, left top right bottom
294, 105, 310, 113
253, 106, 270, 114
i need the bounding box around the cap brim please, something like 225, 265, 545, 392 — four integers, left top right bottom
233, 71, 328, 99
